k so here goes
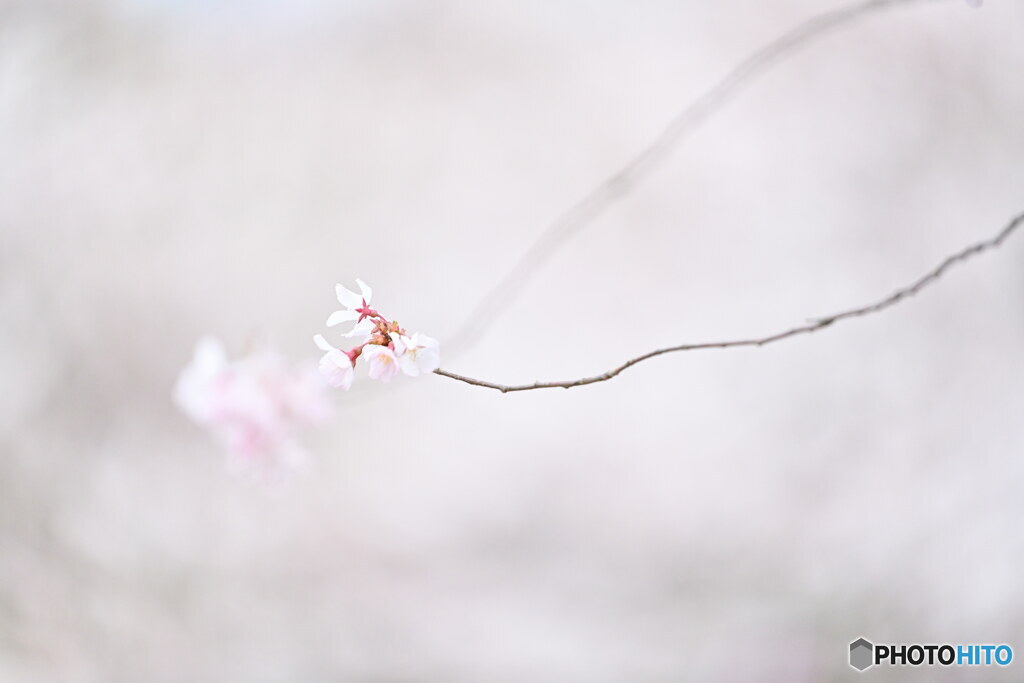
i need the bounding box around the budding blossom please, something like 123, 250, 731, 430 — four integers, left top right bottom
315, 280, 441, 389
174, 337, 331, 480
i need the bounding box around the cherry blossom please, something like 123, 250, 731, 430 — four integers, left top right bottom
175, 336, 229, 424
314, 280, 441, 389
175, 336, 330, 480
362, 344, 400, 382
313, 334, 355, 390
326, 278, 375, 332
396, 332, 441, 377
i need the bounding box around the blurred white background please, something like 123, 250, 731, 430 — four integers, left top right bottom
2, 0, 1023, 680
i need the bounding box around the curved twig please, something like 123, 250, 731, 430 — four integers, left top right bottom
435, 212, 1024, 392
448, 0, 943, 355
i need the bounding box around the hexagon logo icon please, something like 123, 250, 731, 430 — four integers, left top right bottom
849, 637, 874, 671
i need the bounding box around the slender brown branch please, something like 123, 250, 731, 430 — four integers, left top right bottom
448, 0, 944, 356
435, 212, 1024, 392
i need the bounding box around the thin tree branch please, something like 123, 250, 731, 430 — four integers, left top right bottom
435, 212, 1024, 392
448, 0, 943, 355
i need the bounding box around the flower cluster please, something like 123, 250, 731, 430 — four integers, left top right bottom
174, 337, 330, 478
314, 279, 440, 390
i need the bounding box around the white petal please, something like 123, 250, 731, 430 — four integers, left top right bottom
335, 283, 363, 309
342, 318, 375, 338
392, 335, 407, 356
361, 345, 385, 361
416, 346, 441, 373
318, 350, 353, 390
363, 345, 398, 382
398, 353, 420, 377
412, 333, 439, 350
326, 309, 359, 327
355, 278, 372, 304
313, 334, 336, 352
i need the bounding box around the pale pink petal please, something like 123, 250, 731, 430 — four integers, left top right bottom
318, 350, 354, 390
363, 345, 399, 382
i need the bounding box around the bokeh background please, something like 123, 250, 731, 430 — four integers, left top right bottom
3, 0, 1023, 680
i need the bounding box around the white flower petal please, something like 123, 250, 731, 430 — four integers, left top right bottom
342, 318, 375, 338
326, 309, 359, 327
363, 345, 399, 382
412, 333, 439, 350
416, 346, 441, 373
313, 334, 336, 352
355, 278, 372, 304
398, 353, 420, 377
335, 283, 363, 309
318, 350, 353, 390
392, 335, 407, 356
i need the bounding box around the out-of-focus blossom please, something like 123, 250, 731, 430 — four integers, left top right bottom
174, 336, 229, 423
396, 333, 441, 377
174, 336, 331, 480
314, 280, 441, 389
